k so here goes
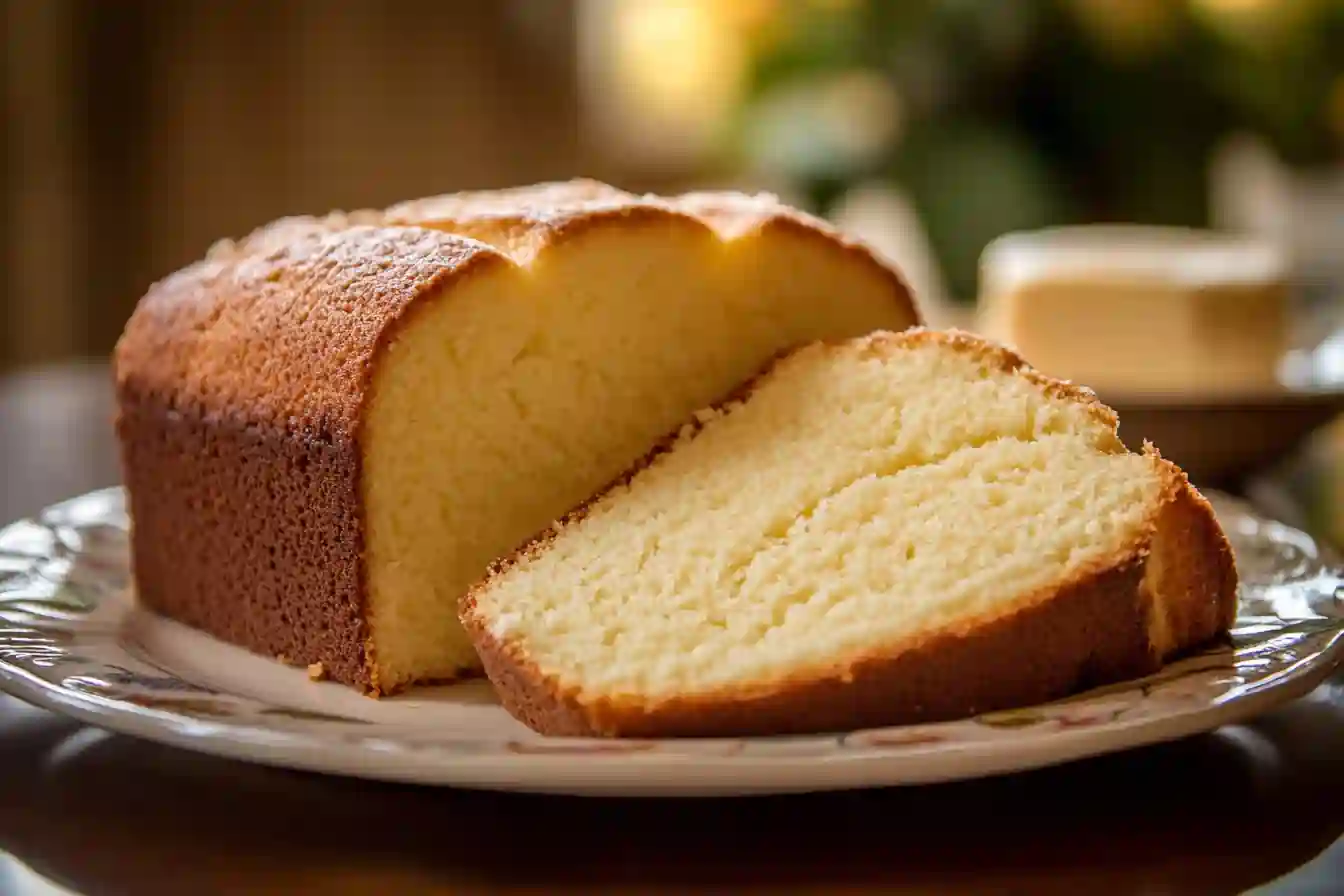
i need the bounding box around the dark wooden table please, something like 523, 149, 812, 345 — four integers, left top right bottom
1, 363, 1341, 895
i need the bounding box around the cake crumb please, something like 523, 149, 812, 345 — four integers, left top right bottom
276, 653, 292, 666
307, 662, 327, 682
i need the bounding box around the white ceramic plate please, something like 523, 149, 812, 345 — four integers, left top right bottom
1, 488, 1341, 797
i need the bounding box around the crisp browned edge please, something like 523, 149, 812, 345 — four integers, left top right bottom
114, 236, 513, 697
113, 182, 922, 698
459, 328, 1240, 737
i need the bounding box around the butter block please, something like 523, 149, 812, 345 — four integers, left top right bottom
978, 226, 1289, 397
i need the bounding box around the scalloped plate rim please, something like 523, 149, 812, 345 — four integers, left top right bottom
1, 486, 1342, 797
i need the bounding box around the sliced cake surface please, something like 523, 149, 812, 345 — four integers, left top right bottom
462, 329, 1238, 737
113, 180, 919, 694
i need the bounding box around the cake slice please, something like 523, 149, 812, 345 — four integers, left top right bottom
461, 329, 1238, 737
113, 180, 918, 694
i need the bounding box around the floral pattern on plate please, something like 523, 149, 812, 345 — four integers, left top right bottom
0, 487, 1340, 796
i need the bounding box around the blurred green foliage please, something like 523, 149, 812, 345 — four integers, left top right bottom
731, 0, 1344, 301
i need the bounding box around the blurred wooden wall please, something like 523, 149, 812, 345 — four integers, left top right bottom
1, 0, 595, 372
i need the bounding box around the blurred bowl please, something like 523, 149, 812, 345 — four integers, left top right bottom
1102, 387, 1344, 488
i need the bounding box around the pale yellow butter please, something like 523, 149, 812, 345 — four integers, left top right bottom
977, 226, 1288, 397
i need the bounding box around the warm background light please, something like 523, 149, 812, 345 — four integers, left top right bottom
578, 0, 749, 170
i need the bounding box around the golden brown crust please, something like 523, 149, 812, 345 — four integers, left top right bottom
386, 181, 917, 308
463, 558, 1158, 737
460, 329, 1239, 737
1140, 454, 1239, 659
116, 225, 503, 434
116, 226, 501, 692
113, 180, 921, 695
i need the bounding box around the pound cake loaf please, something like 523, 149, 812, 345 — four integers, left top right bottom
113, 180, 919, 694
462, 329, 1237, 737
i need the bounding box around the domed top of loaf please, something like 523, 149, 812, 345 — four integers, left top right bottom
115, 179, 914, 444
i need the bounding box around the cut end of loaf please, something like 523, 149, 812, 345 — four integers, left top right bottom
359, 200, 919, 693
462, 329, 1238, 737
